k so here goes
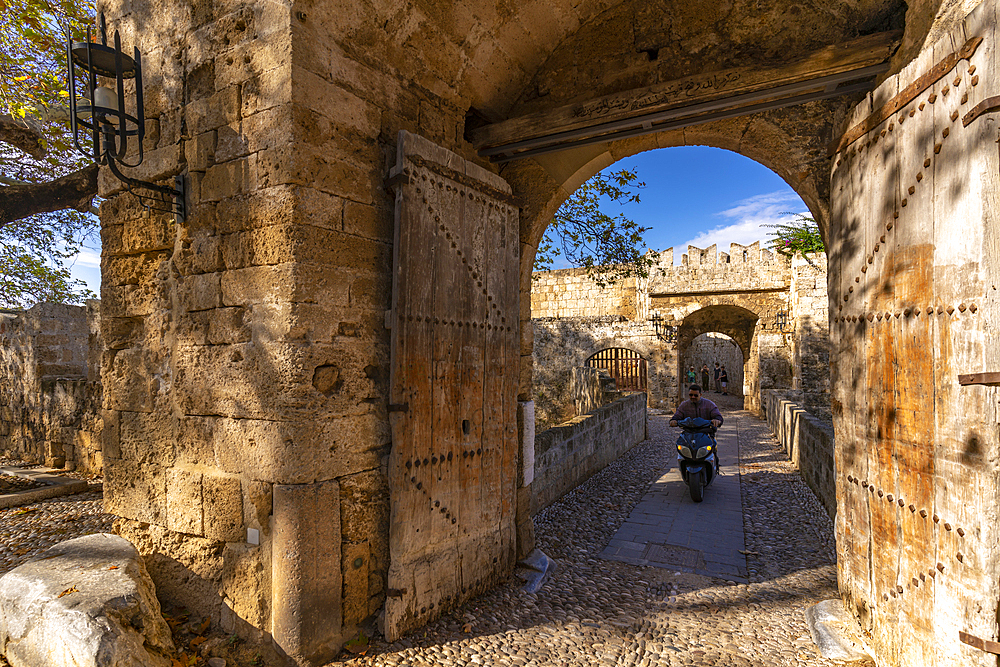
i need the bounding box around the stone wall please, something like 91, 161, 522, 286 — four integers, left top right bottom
761, 389, 835, 518
0, 302, 103, 473
532, 392, 647, 511
571, 367, 618, 417
531, 269, 648, 321
532, 317, 666, 429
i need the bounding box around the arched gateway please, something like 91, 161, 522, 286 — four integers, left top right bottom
95, 0, 1000, 665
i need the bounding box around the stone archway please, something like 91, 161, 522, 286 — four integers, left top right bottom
93, 0, 990, 661
685, 332, 745, 397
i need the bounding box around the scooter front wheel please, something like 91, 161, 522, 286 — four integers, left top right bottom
689, 469, 705, 502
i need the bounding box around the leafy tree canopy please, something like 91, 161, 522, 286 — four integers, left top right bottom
0, 0, 97, 308
766, 213, 824, 257
535, 167, 658, 287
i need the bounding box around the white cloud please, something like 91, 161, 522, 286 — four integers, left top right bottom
673, 191, 807, 261
73, 248, 102, 268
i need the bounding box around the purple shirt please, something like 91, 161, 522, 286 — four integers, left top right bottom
671, 398, 723, 425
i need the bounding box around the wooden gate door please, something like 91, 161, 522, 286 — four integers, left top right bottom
586, 348, 647, 391
829, 3, 1000, 665
385, 132, 520, 641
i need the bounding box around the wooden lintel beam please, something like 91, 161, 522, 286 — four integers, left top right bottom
471, 30, 902, 153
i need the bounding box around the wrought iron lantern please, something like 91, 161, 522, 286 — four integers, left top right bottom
67, 14, 185, 219
775, 310, 788, 331
649, 312, 677, 343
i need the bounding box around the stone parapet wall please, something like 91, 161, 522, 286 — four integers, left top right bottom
0, 302, 103, 473
761, 389, 835, 518
571, 367, 617, 416
790, 254, 831, 419
532, 392, 647, 512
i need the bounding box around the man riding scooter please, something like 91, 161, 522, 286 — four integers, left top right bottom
669, 385, 724, 501
669, 384, 723, 431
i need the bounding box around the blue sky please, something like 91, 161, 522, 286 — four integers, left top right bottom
67, 145, 807, 293
596, 146, 808, 263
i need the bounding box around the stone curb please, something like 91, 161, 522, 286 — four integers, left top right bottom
0, 466, 88, 509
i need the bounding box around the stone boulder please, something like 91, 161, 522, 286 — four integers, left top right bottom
0, 533, 175, 667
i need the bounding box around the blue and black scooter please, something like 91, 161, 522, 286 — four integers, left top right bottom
674, 417, 719, 502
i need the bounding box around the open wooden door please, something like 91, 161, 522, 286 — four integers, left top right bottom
384, 132, 520, 641
830, 4, 1000, 665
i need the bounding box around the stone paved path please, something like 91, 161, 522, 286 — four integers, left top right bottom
338, 399, 873, 666
600, 422, 746, 581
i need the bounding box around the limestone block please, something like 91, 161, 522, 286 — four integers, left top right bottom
291, 66, 379, 137
121, 212, 175, 254
203, 474, 244, 542
338, 469, 389, 544
255, 145, 375, 204
212, 414, 387, 484
119, 410, 175, 467
104, 462, 166, 526
201, 155, 259, 202
241, 67, 292, 117
102, 253, 167, 287
341, 541, 371, 627
221, 225, 297, 269
243, 107, 294, 155
185, 130, 217, 172
220, 543, 270, 633
215, 40, 291, 91
186, 86, 241, 137
207, 307, 251, 344
167, 468, 204, 536
0, 533, 174, 667
272, 480, 343, 665
178, 272, 222, 312
100, 285, 156, 320
215, 186, 296, 234
97, 145, 183, 198
215, 123, 249, 163
342, 198, 392, 242
245, 479, 273, 534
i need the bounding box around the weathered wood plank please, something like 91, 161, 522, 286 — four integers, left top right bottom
471, 31, 901, 151
385, 132, 519, 641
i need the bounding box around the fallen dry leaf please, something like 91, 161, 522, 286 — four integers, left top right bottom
197, 617, 211, 634
462, 623, 473, 634
107, 565, 118, 570
57, 586, 78, 598
190, 636, 206, 649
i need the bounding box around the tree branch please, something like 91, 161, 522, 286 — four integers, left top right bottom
0, 114, 45, 159
0, 163, 98, 225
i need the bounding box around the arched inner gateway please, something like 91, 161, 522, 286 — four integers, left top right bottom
684, 332, 745, 397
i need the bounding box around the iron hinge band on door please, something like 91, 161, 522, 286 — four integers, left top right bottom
959, 630, 1000, 655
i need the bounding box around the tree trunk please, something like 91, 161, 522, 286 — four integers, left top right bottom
0, 163, 99, 225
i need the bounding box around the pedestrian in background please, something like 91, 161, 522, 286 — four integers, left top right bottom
713, 363, 721, 392
720, 366, 729, 395
687, 366, 696, 387
700, 363, 710, 388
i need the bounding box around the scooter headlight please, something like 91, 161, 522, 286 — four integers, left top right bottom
678, 445, 693, 458
697, 446, 710, 458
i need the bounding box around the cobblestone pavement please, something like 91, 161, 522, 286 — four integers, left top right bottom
338, 399, 873, 666
0, 403, 871, 666
0, 489, 112, 574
